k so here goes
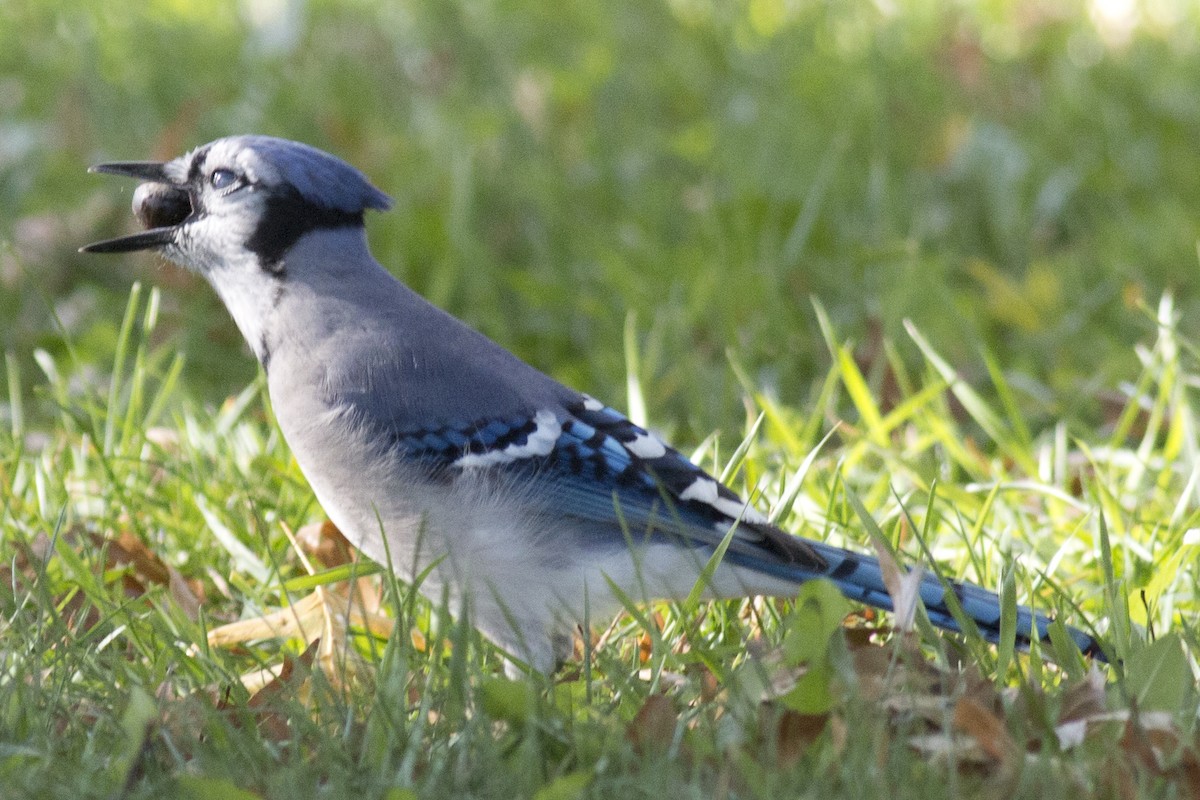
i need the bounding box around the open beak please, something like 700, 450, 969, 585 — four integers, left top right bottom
80, 161, 192, 254
87, 161, 172, 182
80, 226, 179, 254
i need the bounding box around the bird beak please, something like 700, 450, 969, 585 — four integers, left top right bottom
86, 161, 173, 182
80, 161, 191, 254
80, 227, 179, 254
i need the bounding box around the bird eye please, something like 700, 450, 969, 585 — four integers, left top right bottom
209, 168, 239, 191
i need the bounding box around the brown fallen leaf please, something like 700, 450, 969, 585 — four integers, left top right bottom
205, 585, 393, 693
1177, 738, 1200, 800
953, 695, 1018, 764
91, 530, 204, 620
628, 694, 677, 756
1059, 667, 1108, 724
1121, 712, 1164, 775
635, 611, 667, 664
766, 708, 830, 770
202, 518, 400, 693
697, 664, 720, 704
296, 519, 355, 570
295, 519, 383, 614
244, 640, 319, 742
1055, 668, 1110, 749
1114, 709, 1200, 797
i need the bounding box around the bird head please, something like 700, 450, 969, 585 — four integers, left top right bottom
82, 136, 395, 366
81, 135, 393, 276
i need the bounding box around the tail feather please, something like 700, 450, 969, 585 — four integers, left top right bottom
727, 537, 1106, 661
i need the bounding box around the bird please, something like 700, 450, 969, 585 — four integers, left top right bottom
81, 135, 1105, 674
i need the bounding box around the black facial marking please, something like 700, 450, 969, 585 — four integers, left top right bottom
186, 146, 212, 184
245, 187, 364, 276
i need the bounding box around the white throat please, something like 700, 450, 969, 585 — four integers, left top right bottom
205, 251, 280, 363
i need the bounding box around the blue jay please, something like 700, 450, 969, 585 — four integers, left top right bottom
82, 136, 1104, 673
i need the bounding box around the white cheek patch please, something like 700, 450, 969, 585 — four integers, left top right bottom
678, 477, 769, 525
625, 432, 667, 459
456, 409, 562, 468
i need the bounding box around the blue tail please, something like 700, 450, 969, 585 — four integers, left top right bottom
727, 536, 1106, 661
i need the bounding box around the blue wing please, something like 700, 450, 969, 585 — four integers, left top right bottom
380, 394, 825, 569
378, 393, 1105, 661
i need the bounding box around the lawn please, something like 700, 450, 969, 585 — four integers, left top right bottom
2, 1, 1199, 798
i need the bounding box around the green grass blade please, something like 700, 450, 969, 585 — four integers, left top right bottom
104, 283, 142, 454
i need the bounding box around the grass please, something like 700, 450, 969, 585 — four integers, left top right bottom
4, 1, 1200, 797
1, 283, 1197, 799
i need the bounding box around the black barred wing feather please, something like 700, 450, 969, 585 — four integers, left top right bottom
380, 393, 825, 570
378, 393, 1105, 661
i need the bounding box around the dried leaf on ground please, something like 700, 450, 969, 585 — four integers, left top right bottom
761, 708, 831, 770
206, 586, 393, 692
296, 519, 356, 569
239, 640, 319, 742
953, 696, 1018, 764
205, 518, 395, 693
94, 530, 204, 619
293, 519, 383, 613
627, 694, 677, 756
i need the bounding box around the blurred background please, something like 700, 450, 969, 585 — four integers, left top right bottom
4, 0, 1200, 438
